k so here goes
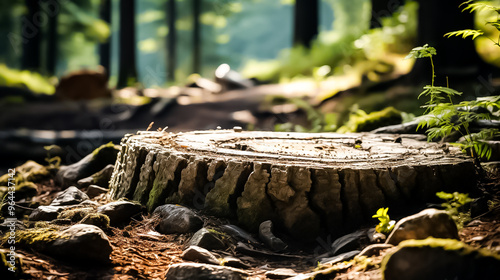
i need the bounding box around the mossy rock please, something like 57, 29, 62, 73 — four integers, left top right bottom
80, 213, 110, 230
0, 160, 50, 186
56, 142, 120, 188
382, 238, 500, 280
11, 227, 63, 251
338, 107, 402, 133
57, 207, 94, 222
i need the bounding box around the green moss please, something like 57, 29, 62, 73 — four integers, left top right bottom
0, 161, 50, 186
91, 142, 119, 161
0, 64, 55, 94
57, 208, 93, 222
8, 227, 66, 251
0, 250, 23, 277
337, 106, 402, 133
80, 213, 110, 230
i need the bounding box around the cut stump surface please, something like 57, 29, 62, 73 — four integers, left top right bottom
109, 130, 477, 240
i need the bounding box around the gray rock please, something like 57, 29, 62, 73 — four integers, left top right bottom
0, 219, 26, 234
368, 227, 387, 243
79, 199, 101, 207
259, 220, 287, 252
45, 224, 112, 263
56, 143, 119, 188
265, 268, 298, 279
188, 228, 226, 250
331, 229, 368, 255
220, 224, 258, 244
86, 185, 109, 199
181, 246, 219, 265
29, 205, 65, 221
320, 250, 360, 265
386, 208, 459, 245
383, 238, 500, 280
482, 161, 500, 175
165, 263, 248, 280
77, 164, 114, 188
50, 186, 89, 206
97, 200, 143, 226
153, 204, 203, 234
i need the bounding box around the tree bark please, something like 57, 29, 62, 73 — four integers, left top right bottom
117, 0, 137, 88
21, 0, 41, 71
294, 0, 318, 47
192, 0, 201, 74
99, 0, 111, 77
167, 0, 177, 82
109, 130, 477, 240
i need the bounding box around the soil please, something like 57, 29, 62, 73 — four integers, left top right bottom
8, 170, 500, 280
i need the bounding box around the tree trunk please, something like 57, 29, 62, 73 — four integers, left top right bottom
99, 0, 111, 77
109, 130, 477, 240
409, 0, 485, 85
294, 0, 318, 47
193, 0, 201, 74
117, 0, 137, 88
370, 0, 405, 29
167, 0, 177, 82
21, 0, 41, 71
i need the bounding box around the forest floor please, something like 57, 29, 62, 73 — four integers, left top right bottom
10, 170, 500, 280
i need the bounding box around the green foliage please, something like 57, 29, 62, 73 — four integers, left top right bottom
436, 191, 473, 228
274, 98, 338, 132
0, 64, 55, 94
337, 106, 402, 133
444, 29, 484, 40
405, 44, 437, 59
372, 207, 395, 234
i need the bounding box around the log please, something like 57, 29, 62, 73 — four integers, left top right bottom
109, 130, 477, 240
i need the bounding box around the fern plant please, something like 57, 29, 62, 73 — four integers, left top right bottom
407, 1, 500, 162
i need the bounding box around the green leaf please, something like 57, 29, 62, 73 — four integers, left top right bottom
461, 1, 500, 13
405, 44, 437, 59
444, 30, 484, 40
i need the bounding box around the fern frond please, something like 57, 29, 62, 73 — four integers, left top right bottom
444, 30, 484, 40
405, 44, 437, 59
461, 2, 500, 13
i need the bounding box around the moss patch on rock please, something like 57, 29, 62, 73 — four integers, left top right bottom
57, 208, 94, 222
80, 213, 110, 230
338, 106, 402, 133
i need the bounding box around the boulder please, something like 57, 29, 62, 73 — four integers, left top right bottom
46, 224, 112, 263
56, 143, 119, 188
86, 185, 109, 198
50, 186, 89, 206
188, 228, 226, 250
153, 204, 203, 234
181, 246, 219, 265
29, 206, 65, 221
97, 200, 143, 226
382, 238, 500, 280
165, 263, 248, 280
55, 67, 111, 101
77, 164, 114, 188
386, 208, 459, 245
259, 220, 287, 252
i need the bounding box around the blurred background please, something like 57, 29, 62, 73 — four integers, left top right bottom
1, 0, 499, 169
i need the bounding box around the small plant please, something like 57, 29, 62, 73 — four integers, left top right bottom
436, 191, 473, 228
372, 207, 395, 234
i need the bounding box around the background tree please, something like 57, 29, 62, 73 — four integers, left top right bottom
294, 0, 318, 47
117, 0, 137, 88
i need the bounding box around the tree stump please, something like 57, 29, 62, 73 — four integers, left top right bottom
109, 130, 477, 240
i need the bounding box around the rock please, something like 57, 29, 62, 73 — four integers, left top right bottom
79, 199, 101, 207
29, 206, 65, 221
86, 185, 109, 198
382, 238, 500, 280
153, 204, 203, 234
371, 120, 421, 134
165, 263, 248, 280
358, 244, 394, 257
320, 250, 360, 265
80, 213, 110, 229
77, 164, 114, 188
221, 257, 250, 269
368, 227, 387, 243
482, 161, 500, 176
56, 142, 119, 188
386, 208, 459, 245
188, 228, 226, 250
265, 268, 298, 279
259, 220, 287, 252
57, 207, 94, 222
181, 246, 219, 265
0, 160, 50, 186
55, 67, 111, 101
331, 229, 368, 256
220, 224, 258, 244
50, 186, 89, 206
97, 200, 143, 226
